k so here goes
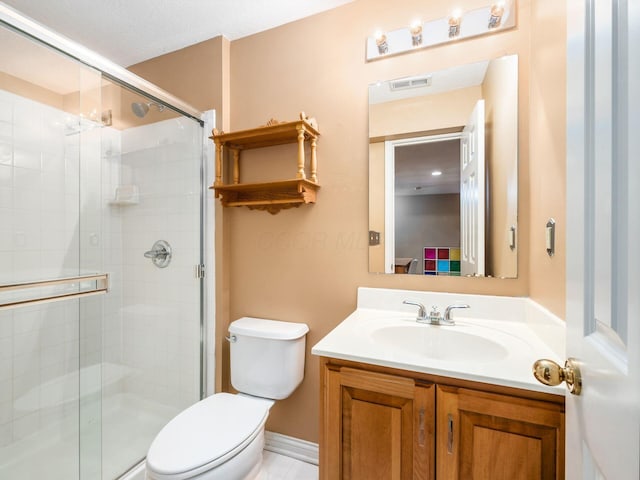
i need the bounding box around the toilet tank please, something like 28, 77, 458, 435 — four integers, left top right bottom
229, 317, 309, 400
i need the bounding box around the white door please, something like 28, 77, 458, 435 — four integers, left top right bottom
460, 100, 485, 276
563, 0, 640, 478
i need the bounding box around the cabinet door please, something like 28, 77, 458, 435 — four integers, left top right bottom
322, 366, 435, 480
436, 386, 565, 480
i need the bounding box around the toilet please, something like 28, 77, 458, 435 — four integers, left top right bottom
145, 317, 309, 480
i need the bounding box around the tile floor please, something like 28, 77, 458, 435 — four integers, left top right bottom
258, 451, 318, 480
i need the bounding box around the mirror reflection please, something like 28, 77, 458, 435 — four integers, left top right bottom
368, 54, 518, 278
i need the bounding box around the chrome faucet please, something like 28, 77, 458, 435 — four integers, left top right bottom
403, 300, 470, 325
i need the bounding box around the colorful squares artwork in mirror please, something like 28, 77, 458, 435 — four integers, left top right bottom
424, 247, 461, 275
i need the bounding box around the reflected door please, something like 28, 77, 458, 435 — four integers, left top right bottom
460, 100, 485, 276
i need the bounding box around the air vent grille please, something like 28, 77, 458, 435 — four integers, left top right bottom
390, 75, 432, 91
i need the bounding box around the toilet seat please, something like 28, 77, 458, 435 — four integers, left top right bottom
146, 393, 271, 479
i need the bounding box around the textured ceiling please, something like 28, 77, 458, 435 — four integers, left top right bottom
1, 0, 353, 66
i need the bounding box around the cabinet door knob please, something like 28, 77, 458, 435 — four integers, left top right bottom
532, 358, 582, 395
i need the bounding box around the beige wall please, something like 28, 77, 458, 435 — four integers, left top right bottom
528, 0, 566, 316
369, 86, 481, 138
483, 55, 519, 278
0, 72, 64, 109
130, 0, 567, 444
128, 36, 230, 130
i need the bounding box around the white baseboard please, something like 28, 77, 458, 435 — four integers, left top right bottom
264, 431, 319, 465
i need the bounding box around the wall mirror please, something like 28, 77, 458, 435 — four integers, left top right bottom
368, 54, 518, 278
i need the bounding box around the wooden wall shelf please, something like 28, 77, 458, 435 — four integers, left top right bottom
213, 179, 319, 214
209, 112, 320, 214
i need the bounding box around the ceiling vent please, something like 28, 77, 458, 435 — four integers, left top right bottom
389, 75, 432, 91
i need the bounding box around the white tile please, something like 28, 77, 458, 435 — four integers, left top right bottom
13, 147, 41, 171
0, 163, 12, 185
0, 378, 12, 403
12, 351, 39, 378
0, 422, 12, 448
0, 359, 10, 383
0, 185, 11, 210
12, 411, 39, 439
284, 460, 319, 480
13, 308, 41, 335
0, 311, 12, 338
259, 452, 318, 480
0, 400, 12, 425
0, 337, 13, 360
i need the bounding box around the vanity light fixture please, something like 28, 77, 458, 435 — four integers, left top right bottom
375, 31, 388, 54
409, 20, 423, 47
365, 0, 516, 61
448, 9, 462, 38
432, 170, 443, 176
488, 2, 505, 29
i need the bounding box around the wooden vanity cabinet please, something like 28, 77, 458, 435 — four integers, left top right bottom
320, 358, 565, 480
436, 386, 565, 480
322, 363, 435, 480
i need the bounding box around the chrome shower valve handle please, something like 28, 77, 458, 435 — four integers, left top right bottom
144, 240, 172, 268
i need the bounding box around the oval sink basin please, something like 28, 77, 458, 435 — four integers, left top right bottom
370, 324, 509, 363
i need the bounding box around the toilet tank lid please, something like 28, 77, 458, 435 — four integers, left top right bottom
229, 317, 309, 340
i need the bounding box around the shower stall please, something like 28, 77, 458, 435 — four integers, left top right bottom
0, 5, 212, 479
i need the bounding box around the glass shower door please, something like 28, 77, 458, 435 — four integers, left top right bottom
1, 14, 205, 479
0, 24, 105, 479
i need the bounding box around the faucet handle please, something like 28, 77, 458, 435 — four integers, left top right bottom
403, 300, 426, 320
444, 303, 470, 323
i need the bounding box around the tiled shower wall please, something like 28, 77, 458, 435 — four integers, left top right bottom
118, 118, 202, 411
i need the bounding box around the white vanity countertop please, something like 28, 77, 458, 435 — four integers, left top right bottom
311, 287, 566, 396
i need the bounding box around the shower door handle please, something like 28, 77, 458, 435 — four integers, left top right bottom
0, 273, 110, 310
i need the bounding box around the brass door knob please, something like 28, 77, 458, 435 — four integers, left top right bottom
532, 358, 582, 395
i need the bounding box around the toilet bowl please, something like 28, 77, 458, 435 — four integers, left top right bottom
145, 317, 309, 480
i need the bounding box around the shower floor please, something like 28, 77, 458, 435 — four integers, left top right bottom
0, 392, 177, 480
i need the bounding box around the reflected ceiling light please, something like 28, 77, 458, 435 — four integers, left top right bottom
432, 170, 443, 176
375, 31, 388, 54
410, 20, 423, 47
488, 2, 505, 29
448, 9, 462, 38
